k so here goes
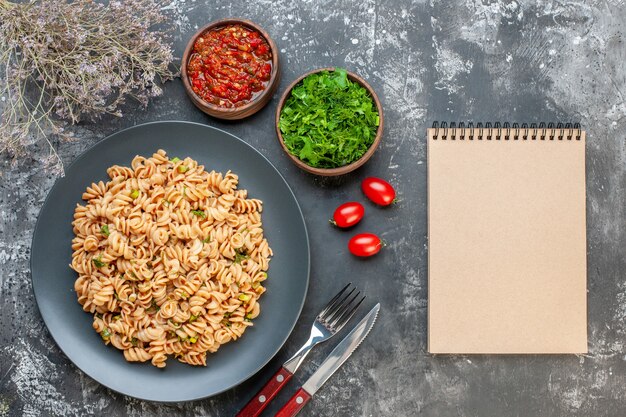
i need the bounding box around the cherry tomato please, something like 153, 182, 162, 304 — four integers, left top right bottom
348, 233, 383, 257
361, 177, 396, 206
331, 202, 364, 228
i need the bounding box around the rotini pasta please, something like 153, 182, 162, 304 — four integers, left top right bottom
71, 150, 272, 367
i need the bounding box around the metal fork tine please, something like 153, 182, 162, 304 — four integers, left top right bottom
323, 287, 356, 321
317, 283, 351, 319
327, 291, 361, 328
333, 295, 366, 331
318, 284, 354, 318
326, 290, 359, 325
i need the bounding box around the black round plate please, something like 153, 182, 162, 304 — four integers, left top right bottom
30, 121, 310, 402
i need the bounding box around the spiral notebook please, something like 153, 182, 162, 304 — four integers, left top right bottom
427, 123, 587, 354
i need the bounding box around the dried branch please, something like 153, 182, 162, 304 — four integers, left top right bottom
0, 0, 177, 171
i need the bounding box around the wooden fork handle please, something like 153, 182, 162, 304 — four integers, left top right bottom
236, 367, 293, 417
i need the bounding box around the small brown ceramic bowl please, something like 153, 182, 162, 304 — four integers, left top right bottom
275, 67, 384, 176
181, 18, 280, 120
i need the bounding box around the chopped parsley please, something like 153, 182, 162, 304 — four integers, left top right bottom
100, 328, 111, 341
100, 224, 110, 237
92, 255, 106, 268
147, 300, 160, 313
234, 249, 249, 264
170, 157, 181, 163
202, 236, 211, 244
191, 209, 206, 218
278, 68, 380, 168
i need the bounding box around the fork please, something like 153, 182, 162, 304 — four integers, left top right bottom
236, 283, 364, 417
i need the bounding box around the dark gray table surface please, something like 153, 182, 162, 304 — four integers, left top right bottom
1, 0, 626, 416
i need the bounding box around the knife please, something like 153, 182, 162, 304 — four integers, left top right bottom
274, 303, 380, 417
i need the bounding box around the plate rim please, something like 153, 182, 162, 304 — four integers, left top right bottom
30, 120, 310, 402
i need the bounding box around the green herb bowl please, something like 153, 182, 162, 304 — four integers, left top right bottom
275, 67, 384, 176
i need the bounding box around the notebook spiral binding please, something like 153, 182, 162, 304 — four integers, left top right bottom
430, 122, 582, 141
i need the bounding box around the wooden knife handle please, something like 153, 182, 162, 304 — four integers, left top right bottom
236, 367, 293, 417
274, 388, 312, 417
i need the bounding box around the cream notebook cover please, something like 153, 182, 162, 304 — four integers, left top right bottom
427, 123, 587, 354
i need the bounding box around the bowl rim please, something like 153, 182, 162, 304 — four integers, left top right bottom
181, 18, 280, 116
275, 67, 384, 176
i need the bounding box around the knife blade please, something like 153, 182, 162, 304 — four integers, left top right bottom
275, 303, 380, 417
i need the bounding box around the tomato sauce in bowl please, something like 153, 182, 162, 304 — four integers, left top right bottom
187, 24, 273, 108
